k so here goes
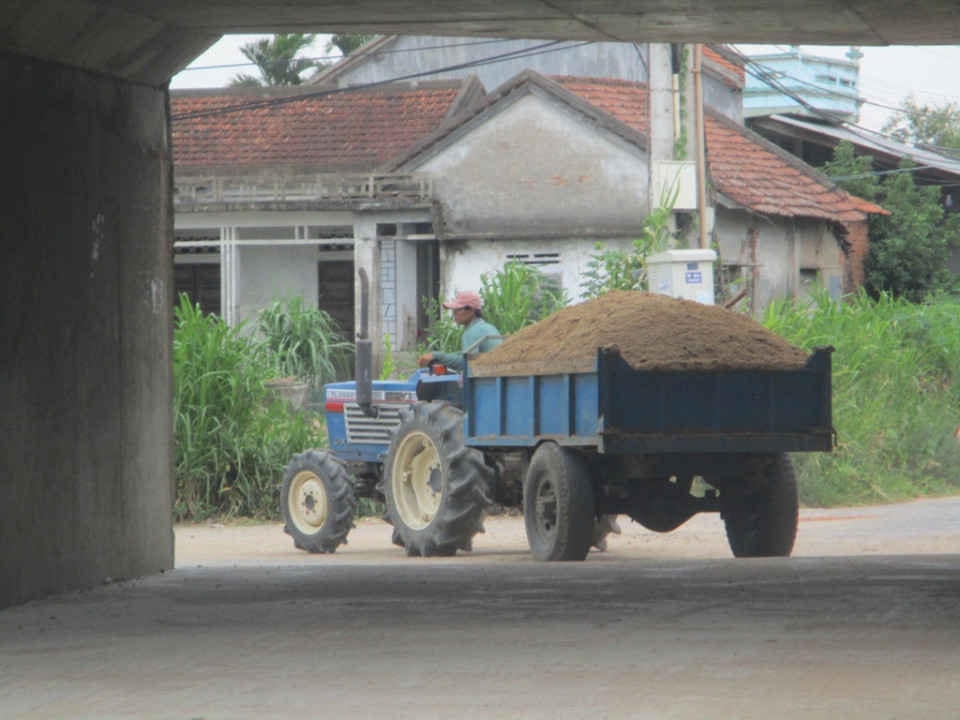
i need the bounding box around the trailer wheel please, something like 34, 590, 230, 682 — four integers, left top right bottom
384, 402, 493, 557
723, 453, 798, 557
524, 442, 596, 561
281, 450, 356, 553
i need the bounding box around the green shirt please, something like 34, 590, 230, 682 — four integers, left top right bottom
432, 317, 502, 371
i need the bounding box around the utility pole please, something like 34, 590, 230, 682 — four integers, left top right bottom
692, 43, 709, 250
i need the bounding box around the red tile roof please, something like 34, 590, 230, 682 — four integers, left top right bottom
704, 111, 886, 222
554, 76, 884, 223
171, 80, 474, 172
551, 76, 649, 135
704, 46, 745, 87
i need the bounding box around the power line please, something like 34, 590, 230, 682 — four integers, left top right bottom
172, 40, 593, 121
178, 37, 515, 74
729, 46, 960, 161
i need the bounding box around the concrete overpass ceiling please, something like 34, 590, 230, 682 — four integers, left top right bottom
2, 1, 959, 85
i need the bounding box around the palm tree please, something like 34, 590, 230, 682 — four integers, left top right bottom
230, 34, 319, 87
327, 34, 377, 57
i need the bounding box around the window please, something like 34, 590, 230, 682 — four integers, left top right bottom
505, 252, 563, 296
235, 226, 294, 241
799, 268, 820, 293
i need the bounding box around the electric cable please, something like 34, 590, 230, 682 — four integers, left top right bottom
172, 39, 594, 121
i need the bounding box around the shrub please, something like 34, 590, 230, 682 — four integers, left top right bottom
479, 261, 568, 336
420, 263, 570, 355
257, 296, 353, 388
173, 294, 322, 520
580, 184, 679, 299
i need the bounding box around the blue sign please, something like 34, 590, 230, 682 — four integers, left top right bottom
685, 271, 703, 284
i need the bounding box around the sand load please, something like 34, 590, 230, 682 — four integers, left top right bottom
469, 290, 809, 377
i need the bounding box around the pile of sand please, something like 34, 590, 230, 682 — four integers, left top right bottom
469, 290, 809, 377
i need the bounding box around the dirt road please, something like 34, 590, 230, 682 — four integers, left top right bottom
175, 496, 960, 567
1, 498, 958, 720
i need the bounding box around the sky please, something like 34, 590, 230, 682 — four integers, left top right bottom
169, 35, 960, 134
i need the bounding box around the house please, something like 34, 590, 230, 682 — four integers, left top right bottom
747, 114, 960, 211
742, 46, 960, 270
743, 46, 863, 123
382, 70, 884, 318
171, 39, 883, 367
171, 78, 485, 340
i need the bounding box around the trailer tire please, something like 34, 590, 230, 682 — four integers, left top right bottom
384, 402, 493, 557
723, 453, 798, 557
524, 442, 596, 561
281, 450, 355, 553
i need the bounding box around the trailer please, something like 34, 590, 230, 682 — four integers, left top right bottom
458, 346, 833, 560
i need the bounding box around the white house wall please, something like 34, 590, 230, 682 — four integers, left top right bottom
175, 210, 358, 331
417, 92, 651, 238
714, 208, 844, 311
395, 239, 420, 349
442, 236, 635, 306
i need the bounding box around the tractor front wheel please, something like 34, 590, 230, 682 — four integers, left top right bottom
281, 450, 356, 553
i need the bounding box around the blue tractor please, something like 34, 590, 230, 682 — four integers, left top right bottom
280, 269, 495, 557
281, 271, 835, 561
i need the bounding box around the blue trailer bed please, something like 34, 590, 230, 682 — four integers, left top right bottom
463, 347, 834, 454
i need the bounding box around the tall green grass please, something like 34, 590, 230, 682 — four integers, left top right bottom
479, 261, 568, 335
173, 294, 323, 520
764, 289, 960, 506
420, 263, 570, 354
257, 297, 354, 388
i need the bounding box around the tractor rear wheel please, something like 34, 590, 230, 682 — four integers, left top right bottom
722, 453, 798, 557
524, 442, 595, 561
281, 450, 355, 553
384, 402, 494, 557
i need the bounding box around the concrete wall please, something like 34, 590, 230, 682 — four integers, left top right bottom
235, 245, 319, 330
331, 37, 743, 124
416, 91, 650, 238
442, 236, 634, 305
0, 53, 174, 607
333, 36, 649, 91
714, 208, 845, 314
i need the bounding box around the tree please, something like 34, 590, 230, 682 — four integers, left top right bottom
327, 34, 377, 57
881, 98, 960, 156
230, 34, 319, 87
822, 141, 958, 302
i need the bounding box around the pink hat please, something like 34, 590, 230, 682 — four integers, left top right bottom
442, 290, 483, 310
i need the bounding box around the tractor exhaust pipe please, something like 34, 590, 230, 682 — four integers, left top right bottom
355, 267, 375, 417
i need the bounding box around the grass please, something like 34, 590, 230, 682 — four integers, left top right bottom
173, 294, 323, 521
763, 289, 960, 506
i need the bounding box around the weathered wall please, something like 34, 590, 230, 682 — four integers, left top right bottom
714, 209, 844, 314
332, 36, 649, 91
0, 53, 174, 607
235, 245, 319, 329
329, 37, 743, 124
441, 236, 634, 305
417, 91, 650, 239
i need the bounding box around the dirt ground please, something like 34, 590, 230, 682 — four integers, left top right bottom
175, 497, 960, 567
2, 498, 958, 720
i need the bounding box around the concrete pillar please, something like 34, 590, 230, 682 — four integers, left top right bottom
647, 43, 676, 217
0, 53, 174, 607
